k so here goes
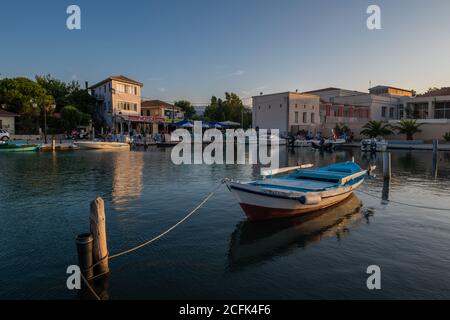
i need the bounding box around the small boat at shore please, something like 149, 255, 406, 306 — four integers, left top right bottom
227, 161, 374, 221
361, 137, 388, 152
75, 141, 130, 150
0, 142, 39, 152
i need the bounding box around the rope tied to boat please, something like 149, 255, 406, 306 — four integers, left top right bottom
356, 189, 450, 211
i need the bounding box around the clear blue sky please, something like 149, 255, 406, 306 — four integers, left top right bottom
1, 0, 449, 105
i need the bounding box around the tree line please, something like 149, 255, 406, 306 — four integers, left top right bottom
0, 75, 96, 134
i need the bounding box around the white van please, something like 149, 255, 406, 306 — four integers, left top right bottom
0, 129, 10, 141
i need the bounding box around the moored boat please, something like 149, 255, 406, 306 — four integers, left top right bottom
0, 142, 39, 152
227, 161, 374, 221
75, 141, 130, 150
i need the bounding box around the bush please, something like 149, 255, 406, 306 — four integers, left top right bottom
444, 132, 450, 142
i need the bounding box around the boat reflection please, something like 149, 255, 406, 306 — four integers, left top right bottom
111, 151, 144, 205
228, 194, 368, 270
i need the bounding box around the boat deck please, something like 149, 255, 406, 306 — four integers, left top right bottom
251, 162, 363, 193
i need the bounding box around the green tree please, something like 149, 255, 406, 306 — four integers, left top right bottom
0, 77, 55, 133
360, 121, 393, 138
204, 92, 251, 128
174, 100, 196, 119
394, 119, 423, 140
60, 105, 91, 132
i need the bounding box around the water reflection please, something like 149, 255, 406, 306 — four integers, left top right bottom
111, 151, 144, 205
228, 194, 368, 270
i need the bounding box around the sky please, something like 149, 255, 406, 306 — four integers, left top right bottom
1, 0, 450, 106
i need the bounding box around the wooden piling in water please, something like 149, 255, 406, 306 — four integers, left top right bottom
89, 197, 109, 275
383, 152, 391, 180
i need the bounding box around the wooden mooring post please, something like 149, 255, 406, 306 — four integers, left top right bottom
90, 197, 110, 275
383, 152, 391, 180
76, 196, 109, 282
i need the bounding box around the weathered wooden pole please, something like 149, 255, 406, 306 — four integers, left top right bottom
381, 179, 390, 202
90, 197, 109, 276
76, 233, 94, 280
432, 139, 438, 179
383, 152, 391, 180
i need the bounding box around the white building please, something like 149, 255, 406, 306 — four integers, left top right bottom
0, 109, 17, 134
305, 86, 409, 123
252, 92, 320, 135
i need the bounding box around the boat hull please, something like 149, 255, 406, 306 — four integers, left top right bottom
0, 144, 39, 152
228, 179, 363, 221
75, 141, 130, 150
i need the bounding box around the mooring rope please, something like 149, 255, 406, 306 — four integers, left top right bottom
356, 189, 450, 211
80, 179, 227, 300
93, 179, 228, 267
80, 273, 101, 301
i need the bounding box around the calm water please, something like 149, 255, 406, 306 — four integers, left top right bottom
0, 147, 450, 299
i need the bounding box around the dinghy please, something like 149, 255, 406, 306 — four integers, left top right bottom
227, 161, 374, 221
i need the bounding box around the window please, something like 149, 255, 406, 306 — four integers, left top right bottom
117, 84, 125, 93
295, 104, 298, 108
280, 104, 282, 108
117, 101, 137, 111
258, 106, 260, 110
311, 113, 315, 123
381, 106, 387, 118
303, 112, 307, 123
434, 101, 450, 119
146, 110, 150, 116
295, 112, 299, 123
389, 107, 394, 118
269, 105, 271, 109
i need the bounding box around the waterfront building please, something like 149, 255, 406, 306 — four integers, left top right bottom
141, 100, 184, 121
252, 92, 320, 135
89, 75, 143, 133
305, 86, 407, 123
369, 85, 413, 97
400, 87, 450, 120
0, 108, 18, 134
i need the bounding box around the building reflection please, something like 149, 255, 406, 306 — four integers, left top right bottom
111, 151, 144, 205
228, 194, 368, 270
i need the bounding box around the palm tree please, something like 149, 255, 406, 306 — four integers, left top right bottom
394, 119, 423, 140
360, 121, 393, 138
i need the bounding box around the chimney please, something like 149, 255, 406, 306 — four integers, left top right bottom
85, 81, 89, 90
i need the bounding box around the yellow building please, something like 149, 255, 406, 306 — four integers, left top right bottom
89, 75, 143, 132
141, 100, 184, 121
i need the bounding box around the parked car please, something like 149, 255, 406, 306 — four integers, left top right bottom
0, 129, 10, 141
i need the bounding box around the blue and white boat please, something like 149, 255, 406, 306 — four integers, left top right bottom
227, 161, 374, 221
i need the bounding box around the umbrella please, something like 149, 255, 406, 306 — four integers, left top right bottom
175, 120, 194, 128
219, 121, 240, 127
209, 122, 224, 129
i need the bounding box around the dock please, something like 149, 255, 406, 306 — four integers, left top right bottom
342, 142, 450, 151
